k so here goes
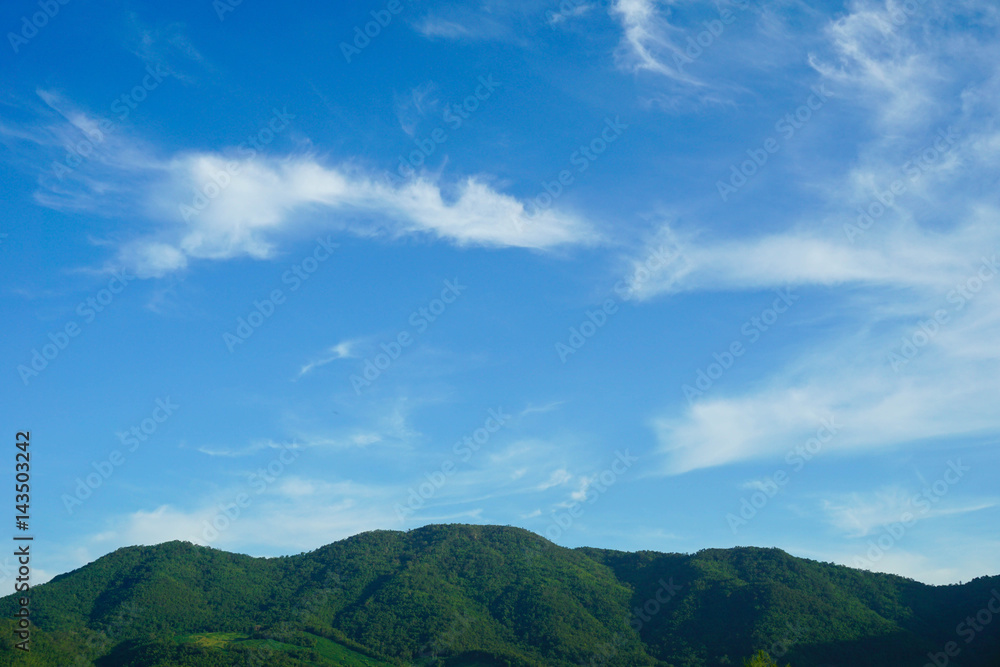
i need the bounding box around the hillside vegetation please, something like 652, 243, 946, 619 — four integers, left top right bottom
2, 524, 999, 666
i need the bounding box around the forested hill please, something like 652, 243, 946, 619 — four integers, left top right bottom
2, 524, 999, 666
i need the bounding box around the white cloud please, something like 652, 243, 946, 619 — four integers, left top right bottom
848, 549, 967, 585
808, 0, 944, 130
518, 400, 567, 418
414, 17, 472, 40
193, 429, 392, 458
741, 477, 781, 493
808, 0, 1000, 134
537, 468, 573, 491
611, 0, 702, 85
275, 478, 321, 498
640, 16, 1000, 475
625, 222, 997, 300
194, 439, 297, 458
296, 340, 358, 379
120, 241, 188, 276
548, 3, 594, 25
821, 487, 996, 538
646, 226, 1000, 475
654, 347, 1000, 475
411, 5, 517, 43
569, 475, 595, 502
5, 93, 598, 279
794, 540, 1000, 585
351, 432, 383, 446
134, 156, 598, 277
89, 475, 403, 554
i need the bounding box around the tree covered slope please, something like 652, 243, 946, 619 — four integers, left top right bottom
2, 524, 998, 666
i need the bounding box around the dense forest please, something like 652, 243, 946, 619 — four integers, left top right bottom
2, 524, 999, 666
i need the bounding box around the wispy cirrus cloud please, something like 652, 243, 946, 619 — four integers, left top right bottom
547, 3, 594, 25
296, 340, 358, 379
639, 0, 1000, 475
624, 222, 997, 300
518, 401, 567, 418
793, 536, 1000, 585
88, 478, 401, 554
807, 0, 948, 131
537, 468, 572, 491
821, 486, 997, 538
412, 2, 522, 43
650, 280, 1000, 475
611, 0, 703, 85
414, 16, 474, 39
124, 152, 599, 277
3, 93, 600, 280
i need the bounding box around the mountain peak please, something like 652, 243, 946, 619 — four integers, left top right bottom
3, 524, 998, 666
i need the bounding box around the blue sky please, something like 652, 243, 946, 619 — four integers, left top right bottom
2, 0, 999, 587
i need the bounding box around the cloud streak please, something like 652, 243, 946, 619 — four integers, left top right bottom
296, 340, 358, 379
611, 0, 703, 85
3, 93, 600, 279
127, 153, 599, 277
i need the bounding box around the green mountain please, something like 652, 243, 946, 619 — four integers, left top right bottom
2, 524, 999, 666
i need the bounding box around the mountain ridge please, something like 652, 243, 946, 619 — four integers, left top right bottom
3, 523, 999, 666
